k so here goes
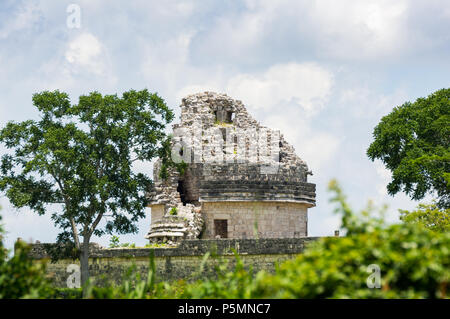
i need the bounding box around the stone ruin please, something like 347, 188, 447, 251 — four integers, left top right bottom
145, 92, 316, 244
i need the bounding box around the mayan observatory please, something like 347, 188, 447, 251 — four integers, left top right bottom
146, 92, 316, 243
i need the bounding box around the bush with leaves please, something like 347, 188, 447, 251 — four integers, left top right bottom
179, 251, 264, 299
399, 202, 450, 233
109, 235, 120, 248
48, 287, 83, 299
0, 211, 52, 298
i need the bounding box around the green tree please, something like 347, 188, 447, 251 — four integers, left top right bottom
399, 202, 450, 233
0, 89, 173, 290
367, 88, 450, 208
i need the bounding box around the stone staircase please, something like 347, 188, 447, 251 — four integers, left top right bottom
145, 204, 203, 244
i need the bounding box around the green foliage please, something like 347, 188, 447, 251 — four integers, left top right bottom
256, 230, 448, 298
0, 89, 173, 239
179, 251, 263, 299
109, 236, 120, 248
48, 287, 83, 299
214, 120, 232, 127
157, 135, 188, 180
157, 135, 173, 180
367, 88, 450, 208
144, 243, 171, 248
85, 266, 152, 298
169, 207, 178, 216
176, 161, 188, 176
81, 250, 256, 299
109, 236, 137, 248
0, 89, 174, 285
84, 251, 186, 299
46, 242, 79, 263
120, 243, 136, 248
400, 202, 450, 233
0, 211, 52, 298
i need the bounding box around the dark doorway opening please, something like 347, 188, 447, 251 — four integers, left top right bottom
177, 180, 187, 206
226, 111, 234, 123
214, 219, 228, 238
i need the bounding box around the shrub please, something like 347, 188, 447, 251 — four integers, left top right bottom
179, 251, 263, 299
49, 288, 83, 299
109, 236, 120, 248
0, 211, 52, 298
399, 202, 450, 233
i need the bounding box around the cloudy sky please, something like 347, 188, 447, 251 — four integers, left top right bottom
1, 0, 449, 250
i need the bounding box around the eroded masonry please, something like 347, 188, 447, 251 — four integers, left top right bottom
146, 92, 316, 243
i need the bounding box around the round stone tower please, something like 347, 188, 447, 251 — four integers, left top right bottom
145, 92, 316, 243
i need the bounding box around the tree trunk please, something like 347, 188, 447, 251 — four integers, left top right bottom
80, 241, 90, 297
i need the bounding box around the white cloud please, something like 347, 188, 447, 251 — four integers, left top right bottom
374, 160, 391, 198
300, 133, 341, 173
192, 0, 414, 62
0, 196, 60, 251
227, 63, 333, 115
308, 0, 408, 59
0, 2, 42, 39
141, 31, 197, 95
28, 32, 117, 92
193, 10, 267, 61
176, 62, 333, 116
262, 112, 340, 174
371, 159, 436, 224
0, 98, 4, 122
64, 32, 107, 76
339, 86, 408, 120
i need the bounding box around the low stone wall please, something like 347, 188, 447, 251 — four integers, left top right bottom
28, 238, 319, 288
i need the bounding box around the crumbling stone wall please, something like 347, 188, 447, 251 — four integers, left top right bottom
146, 92, 316, 243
